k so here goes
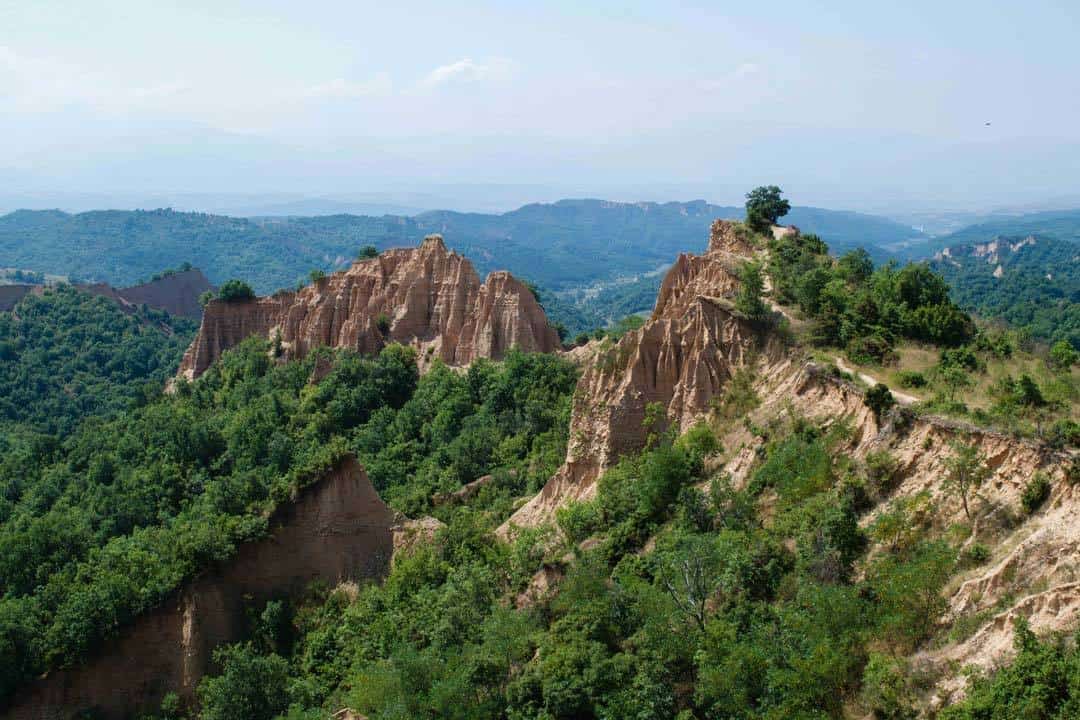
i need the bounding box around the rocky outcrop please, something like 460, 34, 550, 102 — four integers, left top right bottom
503, 220, 779, 531
178, 235, 560, 379
7, 456, 396, 720
497, 215, 1078, 703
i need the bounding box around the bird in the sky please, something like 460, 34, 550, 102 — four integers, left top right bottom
985, 122, 992, 126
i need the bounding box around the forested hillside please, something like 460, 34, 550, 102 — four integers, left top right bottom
2, 213, 1077, 718
930, 236, 1079, 349
0, 342, 577, 705
0, 201, 921, 298
0, 284, 196, 436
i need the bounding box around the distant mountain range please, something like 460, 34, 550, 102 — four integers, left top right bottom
0, 200, 925, 297
4, 199, 1078, 338
897, 209, 1080, 259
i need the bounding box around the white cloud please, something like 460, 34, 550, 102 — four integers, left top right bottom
0, 45, 186, 112
420, 57, 513, 89
304, 73, 393, 99
733, 62, 760, 78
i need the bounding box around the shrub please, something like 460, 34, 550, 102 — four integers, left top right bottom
865, 383, 896, 422
865, 450, 900, 497
216, 279, 256, 302
734, 261, 768, 321
712, 366, 759, 421
939, 346, 981, 372
309, 269, 327, 284
358, 245, 379, 259
938, 619, 1080, 719
197, 644, 292, 720
937, 365, 973, 402
1046, 419, 1080, 449
556, 500, 601, 544
860, 653, 916, 720
376, 313, 391, 335
1020, 473, 1051, 515
958, 543, 991, 569
895, 371, 927, 389
676, 420, 722, 467
1048, 339, 1078, 370
847, 335, 896, 365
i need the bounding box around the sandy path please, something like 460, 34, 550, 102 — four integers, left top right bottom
834, 356, 920, 406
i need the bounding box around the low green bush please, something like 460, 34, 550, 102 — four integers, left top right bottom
1021, 474, 1052, 515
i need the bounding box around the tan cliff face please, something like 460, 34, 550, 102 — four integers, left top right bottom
178, 235, 560, 379
503, 220, 783, 530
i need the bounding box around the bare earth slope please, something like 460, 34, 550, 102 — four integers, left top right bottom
178, 235, 560, 379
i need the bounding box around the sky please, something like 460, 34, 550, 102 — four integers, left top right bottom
1, 0, 1079, 213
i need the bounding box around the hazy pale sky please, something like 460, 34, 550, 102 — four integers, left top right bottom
2, 0, 1079, 211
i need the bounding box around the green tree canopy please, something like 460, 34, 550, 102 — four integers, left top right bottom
745, 185, 791, 233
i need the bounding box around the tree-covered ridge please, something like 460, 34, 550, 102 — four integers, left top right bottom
0, 284, 197, 436
935, 209, 1080, 248
765, 230, 975, 363
761, 224, 1077, 445
930, 235, 1079, 349
0, 341, 577, 704
0, 201, 922, 302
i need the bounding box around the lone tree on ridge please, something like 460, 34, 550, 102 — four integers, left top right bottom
745, 185, 791, 233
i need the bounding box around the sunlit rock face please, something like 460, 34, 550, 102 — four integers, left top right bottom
178, 234, 560, 379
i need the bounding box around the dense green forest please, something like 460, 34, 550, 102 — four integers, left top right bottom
0, 285, 197, 436
765, 229, 1078, 445
0, 341, 576, 705
181, 395, 1031, 720
765, 232, 975, 361
930, 236, 1079, 349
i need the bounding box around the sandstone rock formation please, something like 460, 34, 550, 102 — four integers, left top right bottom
503, 220, 781, 530
178, 235, 560, 379
7, 455, 396, 720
